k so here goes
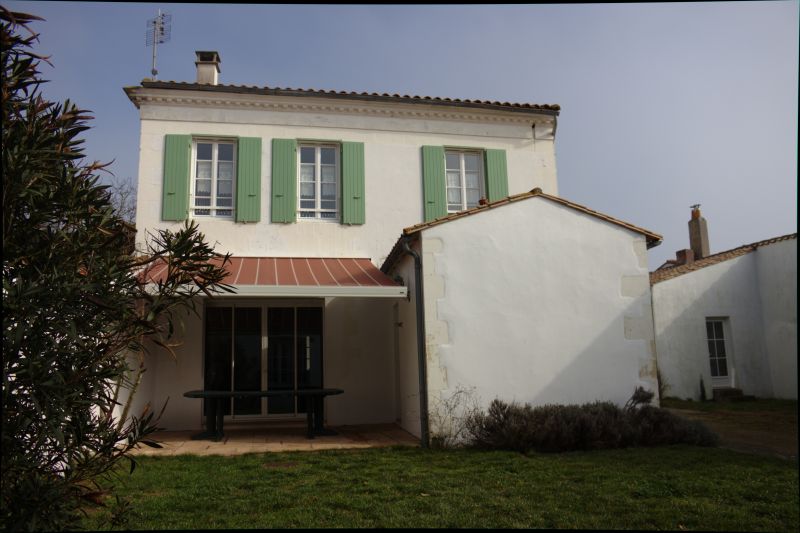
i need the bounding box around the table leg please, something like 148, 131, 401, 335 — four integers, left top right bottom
312, 394, 337, 437
191, 397, 220, 441
214, 399, 225, 442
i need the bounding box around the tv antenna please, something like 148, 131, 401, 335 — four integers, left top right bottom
145, 10, 171, 79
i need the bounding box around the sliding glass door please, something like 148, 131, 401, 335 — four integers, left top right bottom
266, 307, 323, 415
204, 303, 323, 418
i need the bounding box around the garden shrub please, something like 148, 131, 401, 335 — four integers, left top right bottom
465, 389, 718, 453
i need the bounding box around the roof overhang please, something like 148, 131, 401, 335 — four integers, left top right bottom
143, 256, 407, 299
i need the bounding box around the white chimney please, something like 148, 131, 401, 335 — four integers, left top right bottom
195, 51, 220, 85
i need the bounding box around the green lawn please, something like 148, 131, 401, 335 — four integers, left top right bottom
84, 445, 799, 530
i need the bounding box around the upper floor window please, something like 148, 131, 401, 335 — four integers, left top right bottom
445, 150, 484, 213
192, 140, 236, 218
298, 144, 339, 220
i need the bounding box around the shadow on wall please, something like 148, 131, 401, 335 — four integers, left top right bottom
438, 293, 659, 412
652, 255, 776, 401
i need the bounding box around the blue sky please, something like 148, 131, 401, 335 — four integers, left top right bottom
5, 1, 798, 267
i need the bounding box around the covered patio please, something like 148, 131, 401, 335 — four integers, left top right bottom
132, 423, 419, 456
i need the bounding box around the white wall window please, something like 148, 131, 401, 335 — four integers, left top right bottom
706, 318, 729, 377
298, 144, 339, 220
192, 140, 236, 217
445, 150, 484, 213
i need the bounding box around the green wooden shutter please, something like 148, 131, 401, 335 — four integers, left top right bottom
162, 134, 191, 221
422, 146, 446, 221
484, 149, 509, 202
341, 141, 365, 225
235, 137, 262, 222
271, 139, 297, 223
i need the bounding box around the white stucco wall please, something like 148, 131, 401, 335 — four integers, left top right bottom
139, 296, 398, 431
652, 237, 797, 400
412, 197, 658, 428
392, 252, 423, 438
755, 239, 798, 399
133, 91, 558, 267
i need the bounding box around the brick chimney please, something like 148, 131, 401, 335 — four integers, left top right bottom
675, 248, 695, 265
195, 51, 220, 85
688, 204, 710, 260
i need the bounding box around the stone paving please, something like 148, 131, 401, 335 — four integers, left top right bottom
132, 423, 419, 456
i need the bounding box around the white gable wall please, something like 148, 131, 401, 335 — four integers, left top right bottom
415, 198, 657, 430
652, 237, 797, 400
134, 95, 557, 266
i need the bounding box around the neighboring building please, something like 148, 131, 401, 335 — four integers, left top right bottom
651, 207, 797, 401
123, 51, 662, 442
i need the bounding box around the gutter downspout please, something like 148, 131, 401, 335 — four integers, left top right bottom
401, 236, 430, 448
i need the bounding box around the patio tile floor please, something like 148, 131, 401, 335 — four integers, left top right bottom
132, 423, 419, 456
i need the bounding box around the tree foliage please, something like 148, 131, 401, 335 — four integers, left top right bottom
1, 8, 232, 530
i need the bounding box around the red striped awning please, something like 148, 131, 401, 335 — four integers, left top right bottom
143, 257, 406, 298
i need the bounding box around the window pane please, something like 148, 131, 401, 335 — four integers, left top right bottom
716, 340, 726, 357
197, 143, 212, 160
217, 180, 232, 197
218, 161, 233, 180
320, 148, 335, 165
321, 212, 337, 219
300, 210, 315, 218
446, 171, 460, 187
300, 165, 315, 182
706, 321, 714, 339
714, 321, 723, 339
300, 147, 315, 164
321, 200, 336, 210
196, 179, 212, 196
217, 209, 232, 217
196, 208, 210, 215
709, 358, 719, 377
466, 189, 480, 205
195, 197, 211, 207
707, 340, 716, 358
300, 200, 315, 209
465, 172, 480, 188
321, 183, 336, 199
445, 153, 459, 170
321, 166, 336, 183
717, 358, 728, 376
196, 161, 212, 180
216, 198, 232, 207
464, 154, 480, 171
218, 143, 234, 161
300, 182, 315, 199
447, 204, 461, 212
447, 188, 462, 204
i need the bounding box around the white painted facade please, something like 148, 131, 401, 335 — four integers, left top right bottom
652, 237, 797, 400
386, 197, 659, 438
126, 81, 561, 434
131, 88, 558, 266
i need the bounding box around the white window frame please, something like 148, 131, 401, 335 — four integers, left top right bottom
297, 143, 340, 221
190, 138, 237, 218
445, 149, 485, 213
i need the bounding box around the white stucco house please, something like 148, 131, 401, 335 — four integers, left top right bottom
123, 51, 663, 444
651, 207, 797, 401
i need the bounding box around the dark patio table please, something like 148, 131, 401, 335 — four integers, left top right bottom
183, 388, 344, 442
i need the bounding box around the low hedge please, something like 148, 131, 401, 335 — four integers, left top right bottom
465, 390, 719, 453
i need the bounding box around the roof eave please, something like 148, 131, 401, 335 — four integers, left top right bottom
132, 80, 561, 117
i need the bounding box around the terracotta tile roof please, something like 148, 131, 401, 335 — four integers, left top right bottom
130, 80, 560, 115
381, 189, 662, 272
649, 233, 797, 284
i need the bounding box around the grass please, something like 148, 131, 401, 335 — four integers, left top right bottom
661, 397, 798, 414
83, 445, 799, 531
